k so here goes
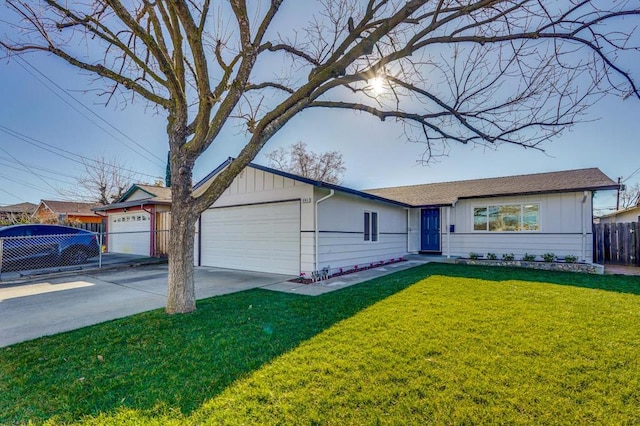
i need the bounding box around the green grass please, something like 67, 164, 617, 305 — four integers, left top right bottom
1, 264, 640, 424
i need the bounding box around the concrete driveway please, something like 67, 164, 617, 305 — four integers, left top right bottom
0, 264, 292, 348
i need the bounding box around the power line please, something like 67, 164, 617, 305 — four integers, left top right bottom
14, 55, 166, 168
623, 166, 640, 183
0, 171, 61, 196
0, 186, 29, 204
0, 124, 162, 180
0, 146, 59, 194
0, 158, 76, 185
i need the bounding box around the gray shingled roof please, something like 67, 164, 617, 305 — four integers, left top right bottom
0, 202, 37, 214
364, 168, 618, 206
40, 200, 102, 217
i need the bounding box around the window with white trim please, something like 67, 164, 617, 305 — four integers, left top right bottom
364, 211, 379, 241
473, 203, 539, 232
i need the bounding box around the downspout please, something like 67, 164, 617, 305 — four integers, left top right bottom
142, 205, 155, 257
315, 189, 335, 272
581, 191, 588, 262
448, 200, 457, 259
446, 206, 451, 258
407, 209, 411, 253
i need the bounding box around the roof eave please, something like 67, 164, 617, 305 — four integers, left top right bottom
456, 185, 620, 201
194, 159, 412, 208
93, 199, 171, 212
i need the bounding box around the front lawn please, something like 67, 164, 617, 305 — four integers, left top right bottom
2, 264, 640, 424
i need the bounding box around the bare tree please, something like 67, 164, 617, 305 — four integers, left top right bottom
266, 142, 346, 184
0, 211, 33, 226
620, 182, 640, 209
74, 155, 137, 205
1, 1, 638, 313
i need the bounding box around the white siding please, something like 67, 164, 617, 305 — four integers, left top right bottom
314, 190, 408, 274
446, 192, 593, 261
125, 189, 154, 202
599, 207, 640, 224
196, 166, 314, 274
408, 208, 421, 252
196, 166, 313, 210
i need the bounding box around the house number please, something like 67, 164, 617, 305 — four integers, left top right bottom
302, 197, 312, 204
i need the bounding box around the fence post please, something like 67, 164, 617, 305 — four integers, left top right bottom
99, 232, 103, 268
0, 238, 3, 279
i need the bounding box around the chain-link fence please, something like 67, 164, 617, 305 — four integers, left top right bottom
0, 231, 101, 276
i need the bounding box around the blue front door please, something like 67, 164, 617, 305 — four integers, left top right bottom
421, 208, 441, 252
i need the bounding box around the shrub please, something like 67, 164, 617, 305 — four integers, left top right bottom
564, 255, 578, 263
469, 252, 481, 260
502, 253, 515, 261
487, 253, 497, 260
542, 253, 556, 262
522, 253, 537, 262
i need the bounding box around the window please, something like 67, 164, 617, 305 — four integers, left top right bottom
364, 211, 378, 241
473, 204, 539, 232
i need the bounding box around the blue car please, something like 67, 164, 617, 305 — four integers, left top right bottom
0, 224, 100, 269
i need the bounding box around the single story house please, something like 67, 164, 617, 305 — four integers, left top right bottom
98, 160, 618, 276
93, 185, 171, 256
596, 205, 640, 224
34, 200, 103, 225
0, 202, 37, 222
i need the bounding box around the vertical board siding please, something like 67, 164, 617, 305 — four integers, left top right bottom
451, 192, 590, 234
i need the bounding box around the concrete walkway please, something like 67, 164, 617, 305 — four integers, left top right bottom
260, 259, 430, 296
0, 260, 431, 348
604, 264, 640, 276
0, 265, 292, 348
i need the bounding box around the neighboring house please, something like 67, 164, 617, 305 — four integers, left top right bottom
0, 202, 37, 222
34, 200, 103, 225
98, 161, 618, 276
597, 205, 640, 224
93, 185, 172, 256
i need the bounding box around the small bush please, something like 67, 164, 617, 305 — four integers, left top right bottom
542, 253, 556, 263
502, 253, 515, 261
564, 255, 578, 263
469, 252, 481, 260
522, 253, 537, 262
487, 253, 497, 260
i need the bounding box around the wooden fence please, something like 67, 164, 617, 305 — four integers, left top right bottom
74, 222, 105, 233
593, 219, 639, 266
155, 211, 171, 257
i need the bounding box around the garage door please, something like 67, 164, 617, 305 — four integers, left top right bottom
200, 201, 300, 275
108, 212, 151, 256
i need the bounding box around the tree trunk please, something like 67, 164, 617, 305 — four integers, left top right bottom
166, 203, 198, 314
165, 131, 198, 313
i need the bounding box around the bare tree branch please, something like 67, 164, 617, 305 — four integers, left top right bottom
2, 0, 639, 313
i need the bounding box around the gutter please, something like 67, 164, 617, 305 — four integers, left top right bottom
142, 205, 155, 257
315, 189, 335, 272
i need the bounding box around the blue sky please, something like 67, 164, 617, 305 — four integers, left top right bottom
0, 11, 638, 215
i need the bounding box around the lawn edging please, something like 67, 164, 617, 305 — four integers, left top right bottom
455, 258, 604, 274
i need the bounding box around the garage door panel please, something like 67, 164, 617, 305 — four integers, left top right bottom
108, 212, 151, 256
200, 202, 300, 275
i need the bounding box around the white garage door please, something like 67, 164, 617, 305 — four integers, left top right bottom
200, 201, 300, 275
108, 212, 151, 256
